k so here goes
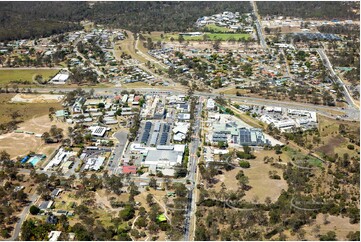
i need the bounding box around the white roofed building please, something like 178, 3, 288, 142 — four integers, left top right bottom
50, 73, 69, 84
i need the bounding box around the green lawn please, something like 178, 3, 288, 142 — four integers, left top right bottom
203, 24, 231, 33
285, 147, 323, 167
0, 69, 59, 85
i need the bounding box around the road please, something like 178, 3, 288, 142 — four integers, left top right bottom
317, 48, 358, 109
251, 1, 268, 50
26, 87, 359, 121
6, 194, 40, 241
184, 96, 203, 241
282, 49, 292, 78
109, 131, 129, 175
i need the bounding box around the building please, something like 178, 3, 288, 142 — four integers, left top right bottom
51, 188, 62, 198
48, 231, 62, 241
55, 110, 69, 121
122, 166, 137, 174
206, 98, 215, 110
237, 128, 270, 146
140, 145, 185, 174
71, 97, 85, 114
89, 126, 108, 137
84, 156, 105, 171
176, 103, 190, 112
46, 215, 58, 225
44, 148, 75, 171
50, 73, 69, 84
39, 200, 53, 211
177, 113, 191, 121
172, 122, 190, 142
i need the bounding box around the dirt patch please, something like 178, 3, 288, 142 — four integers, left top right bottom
315, 135, 347, 156
11, 94, 64, 103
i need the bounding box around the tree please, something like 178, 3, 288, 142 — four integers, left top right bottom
346, 231, 360, 241
213, 39, 221, 51
320, 231, 337, 241
236, 170, 249, 190
30, 205, 40, 215
178, 35, 185, 43
149, 177, 157, 189
173, 183, 187, 197
10, 111, 21, 121
146, 194, 154, 205
119, 204, 135, 221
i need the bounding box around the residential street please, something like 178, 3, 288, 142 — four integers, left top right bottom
6, 194, 40, 241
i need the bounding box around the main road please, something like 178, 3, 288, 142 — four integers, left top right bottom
28, 87, 360, 121
317, 48, 359, 109
184, 96, 203, 241
251, 1, 268, 50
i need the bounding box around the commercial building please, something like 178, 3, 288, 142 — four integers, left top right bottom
173, 122, 190, 142
50, 73, 69, 84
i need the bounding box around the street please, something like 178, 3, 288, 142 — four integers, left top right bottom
184, 96, 203, 241
27, 87, 360, 121
108, 131, 129, 175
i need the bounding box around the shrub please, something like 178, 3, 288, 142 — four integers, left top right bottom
239, 160, 250, 168
347, 144, 355, 150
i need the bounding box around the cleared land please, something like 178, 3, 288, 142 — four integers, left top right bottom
0, 94, 63, 124
0, 69, 59, 85
0, 114, 69, 159
11, 94, 64, 103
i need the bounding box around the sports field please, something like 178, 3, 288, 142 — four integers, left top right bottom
202, 24, 232, 33
0, 69, 59, 85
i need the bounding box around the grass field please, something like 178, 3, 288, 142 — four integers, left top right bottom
203, 24, 232, 33
285, 147, 323, 167
0, 69, 59, 85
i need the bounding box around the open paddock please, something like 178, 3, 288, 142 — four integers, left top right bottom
0, 68, 59, 85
